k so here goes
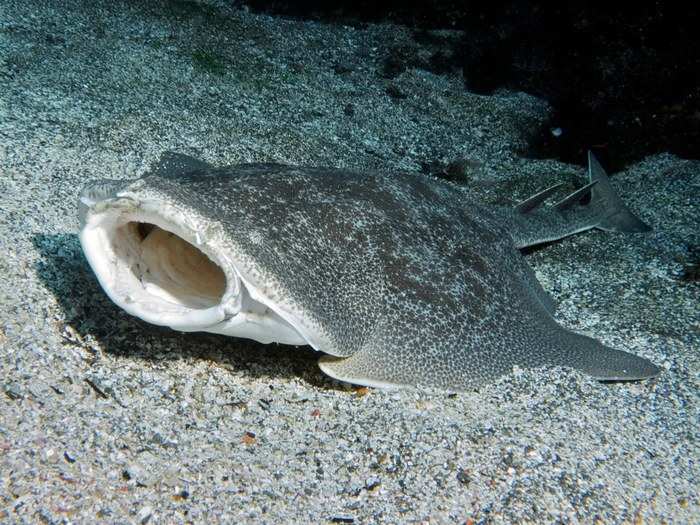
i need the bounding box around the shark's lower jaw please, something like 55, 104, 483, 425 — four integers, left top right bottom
79, 199, 307, 345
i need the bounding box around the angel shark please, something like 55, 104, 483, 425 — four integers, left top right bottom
78, 152, 660, 391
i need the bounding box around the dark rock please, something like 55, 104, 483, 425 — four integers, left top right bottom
333, 62, 354, 75
4, 383, 23, 400
385, 84, 407, 100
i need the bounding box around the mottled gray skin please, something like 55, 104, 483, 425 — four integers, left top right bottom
82, 153, 660, 391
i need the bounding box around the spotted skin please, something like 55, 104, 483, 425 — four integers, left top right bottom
82, 153, 660, 391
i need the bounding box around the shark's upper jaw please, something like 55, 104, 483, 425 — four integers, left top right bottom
79, 194, 307, 346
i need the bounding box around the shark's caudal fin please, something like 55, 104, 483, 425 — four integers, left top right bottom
585, 151, 651, 233
505, 152, 651, 249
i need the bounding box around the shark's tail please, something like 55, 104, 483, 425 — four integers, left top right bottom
585, 151, 651, 233
506, 151, 651, 249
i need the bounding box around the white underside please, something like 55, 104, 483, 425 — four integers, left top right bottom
79, 197, 308, 346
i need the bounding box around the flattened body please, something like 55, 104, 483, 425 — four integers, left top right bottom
79, 154, 660, 391
138, 164, 518, 356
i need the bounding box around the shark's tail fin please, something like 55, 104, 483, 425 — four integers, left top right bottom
507, 151, 650, 248
586, 151, 651, 233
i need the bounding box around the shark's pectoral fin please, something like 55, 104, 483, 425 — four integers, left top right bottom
318, 351, 411, 390
316, 319, 509, 391
554, 330, 661, 382
317, 311, 661, 392
318, 335, 661, 392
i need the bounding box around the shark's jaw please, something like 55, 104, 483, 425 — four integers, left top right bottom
79, 194, 307, 346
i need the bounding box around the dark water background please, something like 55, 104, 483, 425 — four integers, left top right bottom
242, 1, 700, 171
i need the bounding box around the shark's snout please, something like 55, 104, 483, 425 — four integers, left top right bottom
78, 179, 125, 227
78, 189, 308, 346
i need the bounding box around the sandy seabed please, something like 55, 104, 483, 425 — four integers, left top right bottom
1, 1, 698, 523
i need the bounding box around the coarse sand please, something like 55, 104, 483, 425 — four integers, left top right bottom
1, 1, 698, 523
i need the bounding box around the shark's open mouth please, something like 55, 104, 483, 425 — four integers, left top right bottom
79, 197, 307, 346
118, 221, 227, 308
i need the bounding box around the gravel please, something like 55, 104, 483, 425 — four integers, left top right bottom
1, 0, 698, 523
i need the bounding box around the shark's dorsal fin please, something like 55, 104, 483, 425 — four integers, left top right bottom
514, 183, 565, 214
553, 180, 598, 211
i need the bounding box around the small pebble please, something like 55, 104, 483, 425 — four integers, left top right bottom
456, 469, 471, 485
137, 506, 153, 524
44, 449, 59, 464
330, 515, 355, 524
365, 476, 381, 490
124, 464, 152, 487
5, 383, 23, 400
